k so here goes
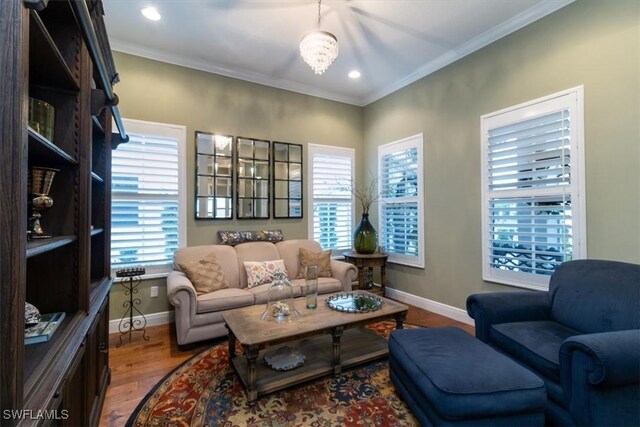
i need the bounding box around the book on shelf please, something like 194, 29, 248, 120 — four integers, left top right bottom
25, 312, 66, 345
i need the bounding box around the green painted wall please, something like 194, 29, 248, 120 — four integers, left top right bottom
108, 52, 363, 320
362, 0, 640, 309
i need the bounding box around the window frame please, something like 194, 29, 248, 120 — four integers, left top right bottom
480, 86, 586, 290
307, 144, 355, 252
111, 118, 187, 277
378, 133, 425, 268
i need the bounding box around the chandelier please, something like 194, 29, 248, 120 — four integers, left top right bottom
299, 0, 339, 75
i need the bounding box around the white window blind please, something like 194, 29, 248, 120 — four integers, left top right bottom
308, 145, 354, 251
111, 120, 186, 275
378, 134, 424, 268
481, 87, 585, 290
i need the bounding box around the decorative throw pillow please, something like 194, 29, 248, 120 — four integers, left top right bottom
179, 252, 230, 296
218, 230, 284, 246
243, 260, 288, 288
296, 248, 332, 278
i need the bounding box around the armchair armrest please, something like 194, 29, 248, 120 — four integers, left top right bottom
466, 291, 550, 341
560, 330, 640, 387
166, 270, 197, 307
330, 259, 358, 292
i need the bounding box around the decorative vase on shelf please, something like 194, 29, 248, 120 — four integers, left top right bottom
354, 213, 378, 254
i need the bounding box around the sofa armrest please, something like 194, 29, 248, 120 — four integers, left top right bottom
166, 270, 197, 307
560, 330, 640, 387
466, 291, 550, 341
330, 259, 358, 292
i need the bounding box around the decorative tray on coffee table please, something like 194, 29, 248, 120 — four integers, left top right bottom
325, 293, 383, 313
264, 346, 305, 371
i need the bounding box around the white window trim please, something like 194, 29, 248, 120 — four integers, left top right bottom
378, 133, 425, 268
307, 144, 355, 251
480, 86, 586, 290
113, 118, 187, 276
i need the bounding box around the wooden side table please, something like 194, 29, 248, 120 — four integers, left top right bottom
342, 251, 388, 295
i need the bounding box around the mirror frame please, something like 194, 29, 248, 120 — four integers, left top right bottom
194, 131, 234, 220
236, 137, 271, 219
272, 141, 303, 219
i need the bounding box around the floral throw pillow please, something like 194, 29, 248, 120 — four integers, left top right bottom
243, 259, 288, 288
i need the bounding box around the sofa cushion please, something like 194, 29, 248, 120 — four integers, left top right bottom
173, 245, 240, 288
490, 320, 580, 382
249, 282, 303, 304
289, 277, 342, 295
389, 327, 545, 420
196, 288, 255, 314
549, 260, 640, 334
276, 239, 323, 280
234, 242, 281, 288
179, 252, 230, 296
243, 259, 288, 288
317, 277, 342, 294
296, 248, 332, 278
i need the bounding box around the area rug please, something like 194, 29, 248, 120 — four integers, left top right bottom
126, 322, 418, 426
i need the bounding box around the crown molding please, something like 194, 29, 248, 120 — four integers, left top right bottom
110, 39, 365, 106
363, 0, 574, 105
111, 0, 573, 108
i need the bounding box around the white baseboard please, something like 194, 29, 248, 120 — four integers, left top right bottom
385, 288, 474, 326
109, 310, 174, 334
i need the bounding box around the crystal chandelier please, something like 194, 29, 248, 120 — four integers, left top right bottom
299, 0, 339, 75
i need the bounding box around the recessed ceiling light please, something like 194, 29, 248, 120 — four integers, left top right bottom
141, 6, 161, 21
348, 70, 361, 79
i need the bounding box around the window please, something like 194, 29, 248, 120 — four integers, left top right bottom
481, 87, 585, 290
378, 134, 425, 268
111, 119, 187, 276
307, 144, 354, 251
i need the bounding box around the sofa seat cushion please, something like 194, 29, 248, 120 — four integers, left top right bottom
316, 277, 342, 294
288, 277, 342, 295
389, 327, 545, 421
249, 282, 303, 304
196, 288, 254, 314
490, 320, 580, 382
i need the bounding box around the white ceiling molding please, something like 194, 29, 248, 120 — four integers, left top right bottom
110, 39, 362, 106
363, 0, 574, 105
109, 0, 574, 107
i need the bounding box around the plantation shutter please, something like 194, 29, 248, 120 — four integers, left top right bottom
378, 135, 424, 268
111, 134, 180, 271
482, 88, 584, 289
311, 150, 353, 251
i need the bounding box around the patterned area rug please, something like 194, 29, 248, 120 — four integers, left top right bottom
126, 322, 418, 426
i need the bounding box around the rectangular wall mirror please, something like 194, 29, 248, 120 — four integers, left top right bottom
272, 141, 303, 218
195, 131, 234, 219
236, 137, 271, 219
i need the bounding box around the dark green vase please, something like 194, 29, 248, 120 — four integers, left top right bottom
354, 213, 378, 254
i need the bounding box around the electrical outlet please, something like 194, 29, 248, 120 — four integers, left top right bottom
150, 286, 159, 298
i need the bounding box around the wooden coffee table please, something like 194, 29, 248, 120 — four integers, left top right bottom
223, 292, 408, 401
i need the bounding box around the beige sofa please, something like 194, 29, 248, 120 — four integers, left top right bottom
167, 239, 357, 345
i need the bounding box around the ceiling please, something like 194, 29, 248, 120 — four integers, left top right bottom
103, 0, 573, 106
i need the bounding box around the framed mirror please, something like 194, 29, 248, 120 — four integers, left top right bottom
195, 131, 234, 219
272, 141, 303, 218
236, 137, 271, 219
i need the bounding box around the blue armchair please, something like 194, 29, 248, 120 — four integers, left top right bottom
467, 260, 640, 426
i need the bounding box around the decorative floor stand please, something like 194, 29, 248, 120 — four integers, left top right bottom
115, 267, 149, 347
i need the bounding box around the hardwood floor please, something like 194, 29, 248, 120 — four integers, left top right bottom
99, 303, 474, 427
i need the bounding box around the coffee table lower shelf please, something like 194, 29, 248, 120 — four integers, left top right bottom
230, 326, 388, 400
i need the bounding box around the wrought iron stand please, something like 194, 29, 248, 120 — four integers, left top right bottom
115, 267, 150, 347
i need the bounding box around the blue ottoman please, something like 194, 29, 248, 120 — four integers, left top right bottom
389, 327, 545, 426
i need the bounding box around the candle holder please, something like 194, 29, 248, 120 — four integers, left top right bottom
28, 167, 58, 239
115, 267, 149, 347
